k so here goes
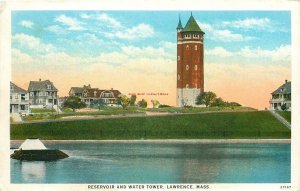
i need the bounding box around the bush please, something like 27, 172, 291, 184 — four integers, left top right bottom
159, 104, 171, 108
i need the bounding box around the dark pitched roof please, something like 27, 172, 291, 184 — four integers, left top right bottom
272, 81, 291, 94
10, 82, 27, 93
28, 80, 58, 91
183, 15, 203, 33
70, 87, 84, 94
111, 90, 121, 97
177, 17, 183, 29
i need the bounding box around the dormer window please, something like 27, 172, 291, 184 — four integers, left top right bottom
47, 85, 51, 90
94, 91, 97, 97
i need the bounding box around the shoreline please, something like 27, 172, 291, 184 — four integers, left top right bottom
10, 139, 291, 144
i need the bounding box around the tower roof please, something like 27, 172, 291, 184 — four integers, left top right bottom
183, 15, 203, 32
177, 17, 183, 29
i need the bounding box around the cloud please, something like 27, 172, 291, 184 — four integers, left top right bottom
96, 13, 123, 29
12, 33, 56, 54
80, 13, 91, 19
239, 45, 291, 61
205, 45, 291, 63
223, 18, 271, 30
46, 25, 68, 35
197, 21, 254, 42
115, 23, 154, 40
213, 29, 254, 42
19, 20, 34, 28
12, 43, 176, 106
12, 48, 33, 65
55, 15, 85, 31
206, 47, 233, 57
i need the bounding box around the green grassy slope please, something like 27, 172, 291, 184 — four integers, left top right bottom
11, 111, 290, 140
276, 111, 291, 123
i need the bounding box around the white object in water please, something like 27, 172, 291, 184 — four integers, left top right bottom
18, 138, 47, 150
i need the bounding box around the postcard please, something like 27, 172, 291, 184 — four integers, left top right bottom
0, 0, 300, 190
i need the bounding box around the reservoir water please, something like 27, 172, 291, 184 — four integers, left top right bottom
10, 141, 290, 183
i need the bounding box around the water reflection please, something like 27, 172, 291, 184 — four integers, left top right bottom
20, 161, 46, 182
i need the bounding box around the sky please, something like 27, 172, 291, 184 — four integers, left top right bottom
11, 11, 291, 109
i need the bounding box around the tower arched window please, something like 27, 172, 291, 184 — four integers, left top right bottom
195, 65, 198, 71
186, 65, 189, 71
186, 45, 189, 50
178, 56, 180, 61
195, 45, 197, 50
186, 84, 189, 88
178, 74, 180, 80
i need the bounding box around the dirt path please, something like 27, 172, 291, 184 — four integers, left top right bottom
269, 110, 291, 129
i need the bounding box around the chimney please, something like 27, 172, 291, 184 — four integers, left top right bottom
111, 88, 113, 90
39, 78, 41, 81
285, 80, 288, 84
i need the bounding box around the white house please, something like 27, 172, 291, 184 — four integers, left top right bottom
269, 80, 291, 111
28, 79, 59, 109
10, 82, 29, 114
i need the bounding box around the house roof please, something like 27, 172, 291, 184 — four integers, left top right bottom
69, 85, 92, 95
183, 15, 203, 33
70, 85, 121, 98
10, 82, 27, 93
70, 87, 84, 94
82, 89, 121, 98
272, 81, 291, 94
28, 80, 58, 92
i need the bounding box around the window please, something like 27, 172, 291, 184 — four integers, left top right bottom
186, 45, 189, 50
186, 65, 189, 71
47, 85, 51, 90
195, 45, 197, 50
21, 94, 25, 101
186, 84, 189, 88
178, 74, 180, 80
178, 56, 180, 61
15, 94, 18, 99
195, 65, 198, 71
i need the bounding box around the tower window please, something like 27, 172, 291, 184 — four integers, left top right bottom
186, 45, 189, 50
186, 84, 189, 88
186, 65, 189, 71
178, 74, 180, 80
195, 45, 197, 50
178, 56, 180, 61
195, 65, 198, 70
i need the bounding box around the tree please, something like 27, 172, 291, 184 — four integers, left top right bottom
117, 95, 130, 109
151, 99, 160, 108
137, 99, 147, 108
281, 103, 287, 111
196, 91, 217, 107
63, 96, 86, 112
211, 97, 225, 107
130, 95, 137, 106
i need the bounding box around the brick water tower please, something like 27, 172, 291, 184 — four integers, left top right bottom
176, 13, 205, 107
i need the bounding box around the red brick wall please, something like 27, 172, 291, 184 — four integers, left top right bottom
177, 32, 204, 92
